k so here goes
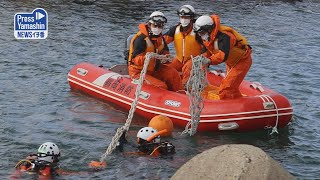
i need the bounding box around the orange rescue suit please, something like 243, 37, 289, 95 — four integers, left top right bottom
203, 15, 252, 99
164, 24, 202, 86
11, 159, 54, 179
128, 24, 183, 91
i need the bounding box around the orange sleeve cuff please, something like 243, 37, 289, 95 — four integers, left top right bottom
209, 50, 225, 65
131, 54, 145, 66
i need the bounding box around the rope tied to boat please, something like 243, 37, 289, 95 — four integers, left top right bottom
260, 94, 280, 135
182, 55, 210, 136
265, 95, 279, 135
99, 52, 159, 162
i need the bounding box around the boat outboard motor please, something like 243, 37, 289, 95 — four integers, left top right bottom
124, 34, 134, 63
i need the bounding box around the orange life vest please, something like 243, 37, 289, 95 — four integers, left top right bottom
174, 25, 202, 63
204, 15, 250, 67
128, 24, 166, 72
14, 159, 53, 176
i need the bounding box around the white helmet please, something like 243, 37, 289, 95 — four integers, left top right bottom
193, 15, 214, 33
148, 11, 167, 25
177, 5, 195, 17
137, 127, 160, 144
37, 142, 60, 163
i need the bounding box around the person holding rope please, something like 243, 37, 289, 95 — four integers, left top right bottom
12, 142, 62, 178
128, 11, 183, 92
116, 127, 175, 157
193, 14, 252, 99
164, 5, 204, 88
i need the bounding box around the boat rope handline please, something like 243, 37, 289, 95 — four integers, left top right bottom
68, 78, 292, 122
182, 55, 209, 136
69, 75, 293, 120
258, 95, 267, 103
264, 95, 279, 135
68, 74, 292, 121
259, 94, 279, 134
100, 52, 162, 162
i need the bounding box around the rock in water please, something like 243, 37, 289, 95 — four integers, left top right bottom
171, 144, 295, 180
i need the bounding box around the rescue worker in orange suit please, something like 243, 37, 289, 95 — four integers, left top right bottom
164, 5, 203, 87
136, 127, 175, 156
128, 11, 183, 91
11, 142, 100, 179
116, 127, 175, 157
12, 142, 62, 178
193, 15, 252, 99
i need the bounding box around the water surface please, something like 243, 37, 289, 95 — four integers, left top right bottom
1, 0, 320, 179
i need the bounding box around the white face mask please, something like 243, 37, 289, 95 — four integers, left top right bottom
201, 33, 209, 41
151, 27, 163, 35
180, 18, 190, 27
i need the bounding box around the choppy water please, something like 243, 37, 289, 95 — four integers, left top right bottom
1, 0, 320, 179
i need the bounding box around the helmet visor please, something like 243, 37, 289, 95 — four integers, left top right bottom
37, 153, 50, 158
193, 24, 213, 35
149, 15, 167, 24
193, 24, 201, 32
37, 153, 53, 163
178, 7, 192, 16
197, 30, 207, 36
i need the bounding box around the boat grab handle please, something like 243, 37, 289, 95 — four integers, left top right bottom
218, 122, 239, 131
250, 82, 264, 92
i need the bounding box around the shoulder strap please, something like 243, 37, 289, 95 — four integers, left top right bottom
128, 31, 142, 63
220, 25, 249, 47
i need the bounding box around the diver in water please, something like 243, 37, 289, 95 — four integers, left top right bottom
117, 127, 175, 157
12, 142, 61, 178
12, 142, 102, 178
137, 127, 175, 156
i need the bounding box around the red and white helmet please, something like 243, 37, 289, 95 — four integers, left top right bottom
137, 127, 160, 144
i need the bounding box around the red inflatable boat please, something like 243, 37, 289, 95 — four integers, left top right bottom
68, 62, 293, 132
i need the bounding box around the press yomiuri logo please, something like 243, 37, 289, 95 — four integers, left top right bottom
14, 8, 48, 39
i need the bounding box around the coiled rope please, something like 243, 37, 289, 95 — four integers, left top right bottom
182, 55, 210, 136
99, 52, 173, 162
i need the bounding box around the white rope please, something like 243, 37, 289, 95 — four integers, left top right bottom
264, 95, 280, 135
156, 54, 175, 64
99, 52, 162, 162
182, 55, 209, 136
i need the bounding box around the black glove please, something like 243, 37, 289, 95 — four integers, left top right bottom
159, 142, 175, 155
116, 130, 128, 152
155, 58, 161, 71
